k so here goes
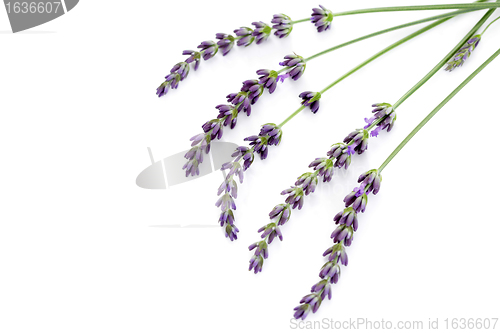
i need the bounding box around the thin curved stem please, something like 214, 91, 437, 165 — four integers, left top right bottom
332, 3, 500, 17
303, 8, 482, 63
393, 8, 496, 109
379, 47, 500, 173
480, 15, 500, 34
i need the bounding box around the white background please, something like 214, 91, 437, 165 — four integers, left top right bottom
1, 1, 499, 332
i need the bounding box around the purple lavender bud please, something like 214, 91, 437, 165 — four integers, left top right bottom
251, 21, 272, 44
215, 104, 238, 129
182, 50, 201, 71
259, 123, 283, 146
295, 172, 319, 195
281, 186, 305, 210
215, 193, 237, 211
219, 209, 235, 227
272, 13, 293, 38
300, 294, 322, 314
170, 62, 190, 81
323, 242, 348, 265
319, 261, 340, 284
241, 79, 264, 105
310, 5, 334, 33
216, 33, 235, 56
445, 34, 481, 71
299, 91, 322, 114
311, 279, 328, 293
224, 223, 239, 241
330, 225, 354, 246
293, 303, 310, 320
156, 81, 169, 98
334, 207, 359, 232
197, 40, 219, 60
231, 146, 255, 171
256, 69, 279, 93
234, 27, 255, 47
201, 119, 224, 140
269, 203, 292, 225
244, 134, 270, 160
352, 193, 368, 213
227, 91, 252, 116
358, 169, 382, 195
280, 54, 306, 81
249, 254, 264, 273
309, 157, 334, 182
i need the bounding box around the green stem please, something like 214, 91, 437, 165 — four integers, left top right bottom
480, 15, 500, 34
378, 47, 500, 173
303, 8, 482, 63
290, 18, 310, 24
393, 8, 496, 109
278, 106, 306, 127
277, 17, 452, 128
332, 3, 500, 17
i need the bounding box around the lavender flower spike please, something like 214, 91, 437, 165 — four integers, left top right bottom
293, 169, 383, 320
280, 54, 306, 81
299, 91, 322, 114
445, 34, 481, 72
156, 62, 190, 97
272, 13, 293, 38
252, 21, 272, 44
311, 5, 333, 32
216, 33, 235, 56
197, 40, 219, 60
234, 27, 255, 47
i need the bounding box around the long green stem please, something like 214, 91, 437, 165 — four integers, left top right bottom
333, 3, 500, 17
379, 47, 500, 173
304, 8, 483, 63
277, 17, 453, 128
393, 8, 496, 109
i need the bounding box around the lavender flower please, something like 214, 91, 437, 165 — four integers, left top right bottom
234, 27, 255, 47
226, 91, 252, 116
299, 91, 322, 114
215, 123, 283, 240
252, 21, 272, 44
344, 129, 369, 155
310, 5, 333, 32
156, 62, 190, 97
295, 172, 319, 195
368, 103, 397, 134
445, 34, 481, 72
216, 104, 238, 129
257, 69, 279, 93
281, 186, 305, 210
293, 169, 383, 320
182, 50, 201, 71
216, 33, 235, 56
269, 204, 292, 226
280, 54, 306, 81
197, 40, 219, 60
182, 133, 211, 176
272, 13, 293, 38
241, 79, 264, 104
309, 158, 334, 182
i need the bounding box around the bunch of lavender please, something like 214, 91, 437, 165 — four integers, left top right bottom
248, 104, 396, 273
216, 124, 283, 241
293, 169, 382, 319
182, 54, 305, 177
